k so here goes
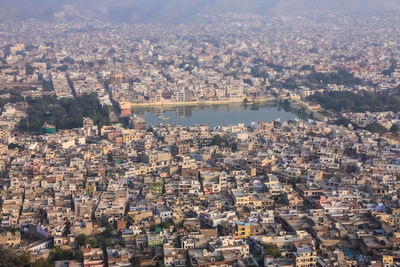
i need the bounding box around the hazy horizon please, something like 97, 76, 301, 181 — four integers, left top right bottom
1, 0, 400, 23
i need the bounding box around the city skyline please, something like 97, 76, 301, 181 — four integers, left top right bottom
0, 2, 399, 267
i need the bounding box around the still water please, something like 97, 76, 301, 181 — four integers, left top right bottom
132, 102, 297, 127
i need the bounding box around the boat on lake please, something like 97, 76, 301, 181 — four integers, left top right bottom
158, 116, 170, 120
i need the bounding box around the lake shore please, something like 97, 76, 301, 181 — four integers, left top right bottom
129, 97, 326, 124
130, 97, 277, 108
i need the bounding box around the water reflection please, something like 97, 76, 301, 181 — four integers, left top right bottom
132, 102, 298, 127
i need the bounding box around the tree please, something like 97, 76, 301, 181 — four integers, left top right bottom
282, 78, 298, 89
49, 247, 74, 261
214, 256, 225, 262
217, 224, 224, 236
0, 247, 30, 267
383, 60, 397, 76
307, 70, 361, 86
390, 124, 400, 134
346, 165, 358, 174
130, 256, 142, 267
243, 78, 253, 86
155, 262, 166, 267
42, 79, 53, 91
158, 221, 172, 229
211, 135, 228, 148
60, 56, 75, 64
366, 122, 388, 135
31, 259, 52, 267
308, 91, 400, 113
300, 65, 313, 71
335, 117, 352, 127
26, 64, 35, 75
8, 143, 23, 150
57, 65, 68, 72
76, 234, 88, 247
88, 238, 98, 248
74, 250, 84, 261
264, 243, 281, 258
20, 93, 110, 132
282, 99, 290, 107
97, 59, 107, 66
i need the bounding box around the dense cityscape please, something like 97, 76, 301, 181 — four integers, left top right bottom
0, 6, 400, 267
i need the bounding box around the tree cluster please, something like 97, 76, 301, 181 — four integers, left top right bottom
308, 91, 400, 112
365, 122, 388, 135
0, 87, 25, 109
19, 93, 110, 132
264, 243, 281, 258
307, 70, 361, 86
211, 134, 229, 148
382, 60, 397, 76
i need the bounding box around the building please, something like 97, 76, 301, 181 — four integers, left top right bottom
236, 221, 251, 239
293, 245, 317, 267
176, 90, 185, 102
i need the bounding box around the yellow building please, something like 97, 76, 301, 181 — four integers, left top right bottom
375, 213, 395, 227
381, 255, 394, 267
85, 184, 96, 195
236, 222, 251, 239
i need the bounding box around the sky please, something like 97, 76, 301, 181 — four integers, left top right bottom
0, 0, 399, 23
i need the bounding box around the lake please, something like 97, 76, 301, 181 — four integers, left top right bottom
131, 102, 298, 127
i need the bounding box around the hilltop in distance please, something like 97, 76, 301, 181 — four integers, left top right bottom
1, 0, 400, 23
